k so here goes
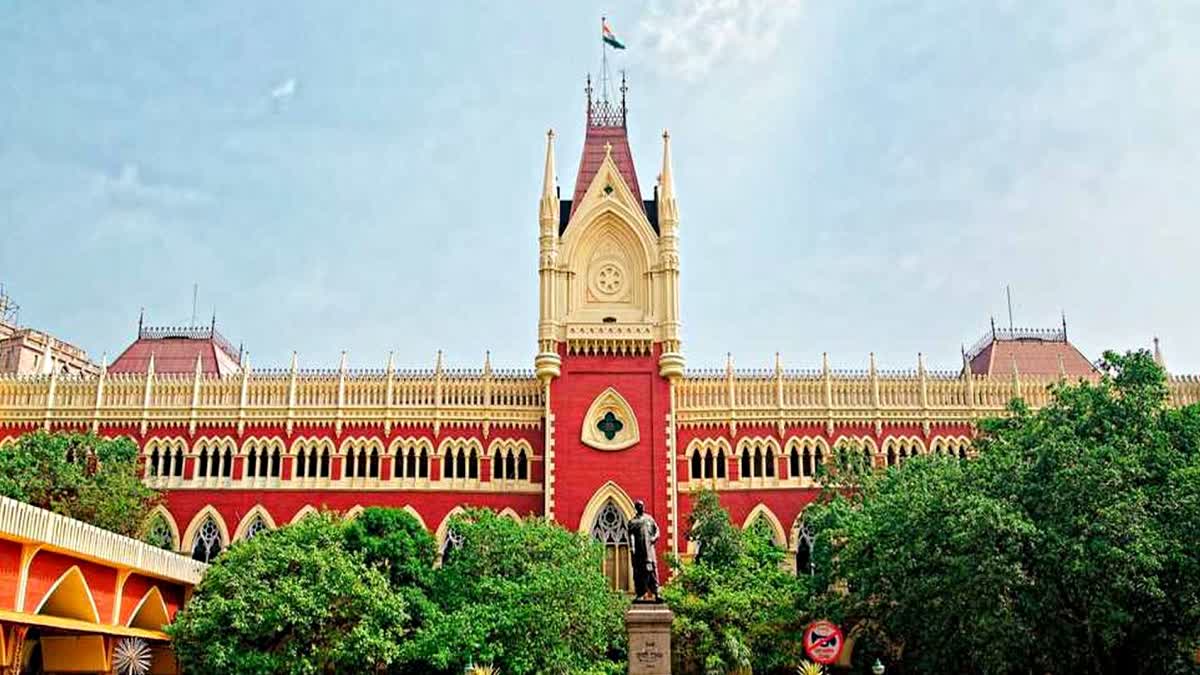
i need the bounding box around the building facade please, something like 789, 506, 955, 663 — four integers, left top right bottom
0, 85, 1196, 588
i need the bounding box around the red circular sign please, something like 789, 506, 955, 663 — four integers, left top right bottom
803, 620, 845, 665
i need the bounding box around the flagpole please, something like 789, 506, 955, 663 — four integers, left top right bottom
601, 16, 609, 103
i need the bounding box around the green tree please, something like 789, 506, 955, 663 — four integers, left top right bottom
0, 431, 159, 537
409, 509, 626, 675
666, 490, 811, 675
806, 350, 1200, 674
168, 513, 409, 675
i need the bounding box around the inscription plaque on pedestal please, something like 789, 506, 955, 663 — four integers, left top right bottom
625, 604, 673, 675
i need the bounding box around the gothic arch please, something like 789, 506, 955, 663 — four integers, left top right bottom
34, 566, 100, 623
240, 436, 284, 456
436, 437, 483, 458
142, 505, 181, 551
401, 505, 428, 530
434, 507, 469, 554
344, 505, 366, 520
182, 505, 230, 552
338, 436, 385, 457
734, 436, 782, 457
685, 437, 731, 458
581, 388, 640, 451
497, 507, 522, 522
289, 505, 320, 524
232, 505, 278, 541
192, 435, 237, 456
388, 436, 434, 457
560, 213, 654, 325
576, 481, 638, 534
742, 504, 787, 547
126, 586, 170, 630
288, 436, 335, 456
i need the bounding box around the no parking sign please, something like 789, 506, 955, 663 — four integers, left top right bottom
803, 620, 844, 665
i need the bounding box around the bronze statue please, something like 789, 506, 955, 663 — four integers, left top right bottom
627, 499, 661, 601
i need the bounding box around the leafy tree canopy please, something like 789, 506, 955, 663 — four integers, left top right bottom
168, 512, 409, 675
0, 431, 159, 537
666, 490, 811, 675
409, 509, 626, 675
805, 351, 1200, 674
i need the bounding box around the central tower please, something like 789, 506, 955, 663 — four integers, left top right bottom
535, 76, 683, 381
535, 77, 685, 579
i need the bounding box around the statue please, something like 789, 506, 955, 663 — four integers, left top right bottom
627, 499, 662, 601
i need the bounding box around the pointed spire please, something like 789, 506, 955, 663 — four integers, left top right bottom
339, 350, 348, 373
659, 130, 675, 199
99, 352, 108, 373
917, 352, 926, 375
290, 351, 298, 373
39, 336, 55, 375
542, 130, 556, 199
385, 351, 395, 375
822, 352, 830, 375
1153, 337, 1166, 369
435, 349, 444, 375
540, 129, 558, 226
774, 351, 782, 376
483, 350, 492, 376
868, 352, 877, 376
1061, 311, 1068, 340
146, 351, 155, 377
725, 352, 734, 376
137, 307, 145, 337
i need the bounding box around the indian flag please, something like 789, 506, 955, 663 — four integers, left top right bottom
602, 18, 626, 50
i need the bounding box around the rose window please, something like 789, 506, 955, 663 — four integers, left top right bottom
595, 263, 623, 295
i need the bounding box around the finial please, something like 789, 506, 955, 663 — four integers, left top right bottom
1153, 337, 1165, 369
1011, 354, 1020, 376
869, 352, 877, 375
238, 342, 244, 363
1061, 311, 1068, 340
1057, 353, 1067, 378
620, 70, 628, 126
774, 352, 782, 375
435, 349, 444, 374
210, 311, 216, 333
241, 351, 250, 372
100, 351, 108, 372
725, 352, 733, 375
917, 352, 926, 374
659, 130, 674, 196
484, 350, 492, 375
990, 316, 996, 337
386, 351, 395, 374
541, 129, 557, 200
604, 141, 613, 159
339, 350, 348, 373
290, 351, 298, 373
822, 352, 830, 374
40, 336, 55, 376
137, 307, 144, 336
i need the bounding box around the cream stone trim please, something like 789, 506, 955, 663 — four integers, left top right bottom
0, 497, 204, 585
437, 437, 483, 486
387, 436, 434, 457
338, 436, 385, 457
783, 437, 830, 482
126, 586, 170, 630
742, 504, 787, 547
289, 437, 335, 456
930, 435, 972, 457
142, 505, 181, 551
181, 505, 230, 554
497, 507, 522, 522
683, 437, 731, 487
734, 436, 781, 485
789, 510, 808, 552
576, 481, 637, 534
232, 505, 277, 541
580, 387, 640, 451
881, 435, 925, 465
289, 505, 319, 524
344, 505, 366, 520
401, 505, 427, 530
34, 565, 101, 623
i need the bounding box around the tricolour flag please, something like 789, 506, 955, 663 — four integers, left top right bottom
602, 18, 626, 50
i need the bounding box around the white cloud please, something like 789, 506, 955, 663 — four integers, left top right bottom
94, 163, 208, 208
270, 77, 297, 101
637, 0, 804, 80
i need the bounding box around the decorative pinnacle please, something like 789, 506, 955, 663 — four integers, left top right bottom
542, 129, 556, 199
386, 351, 395, 374
195, 353, 204, 376
290, 351, 298, 373
339, 351, 347, 373
604, 141, 613, 159
774, 352, 782, 375
822, 352, 830, 374
484, 350, 492, 375
725, 352, 734, 375
917, 352, 926, 374
145, 351, 155, 377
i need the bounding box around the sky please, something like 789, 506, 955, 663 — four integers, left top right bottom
1, 1, 1197, 373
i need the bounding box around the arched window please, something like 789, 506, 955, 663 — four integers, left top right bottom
320, 449, 330, 477
145, 515, 174, 551
788, 446, 799, 478
243, 516, 269, 541
270, 449, 281, 478
247, 448, 260, 478
291, 448, 302, 479
796, 524, 814, 576
739, 441, 777, 479
517, 449, 527, 480
691, 451, 703, 480
191, 517, 223, 563
887, 445, 897, 468
814, 445, 824, 472
222, 449, 233, 478
147, 449, 160, 477
173, 449, 184, 477
715, 449, 726, 478
590, 501, 631, 592
197, 450, 209, 478
440, 528, 464, 566
740, 451, 751, 478
369, 448, 380, 478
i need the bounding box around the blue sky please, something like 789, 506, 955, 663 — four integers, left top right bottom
2, 2, 1197, 373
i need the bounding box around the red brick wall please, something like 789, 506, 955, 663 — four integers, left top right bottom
23, 551, 117, 621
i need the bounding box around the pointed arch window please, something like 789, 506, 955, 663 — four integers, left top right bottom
796, 524, 814, 576
590, 500, 631, 592
145, 515, 174, 551
243, 516, 269, 541
173, 448, 185, 477
440, 528, 464, 566
147, 449, 160, 477
247, 447, 260, 479
191, 517, 223, 563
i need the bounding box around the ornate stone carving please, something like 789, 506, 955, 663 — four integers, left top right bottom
581, 387, 640, 451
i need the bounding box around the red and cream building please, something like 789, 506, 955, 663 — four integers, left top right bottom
0, 84, 1196, 586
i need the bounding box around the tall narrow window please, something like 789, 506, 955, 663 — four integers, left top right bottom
803, 447, 813, 477
796, 526, 814, 576
222, 449, 233, 478
270, 450, 281, 477
174, 449, 185, 477
292, 450, 302, 479
690, 451, 702, 480
148, 449, 160, 477
191, 517, 224, 563
320, 449, 330, 477
418, 449, 428, 478
198, 450, 209, 478
517, 450, 527, 480
468, 449, 478, 479
788, 447, 799, 478
740, 451, 751, 478
715, 450, 726, 478
591, 501, 631, 593
764, 449, 775, 478
369, 448, 379, 478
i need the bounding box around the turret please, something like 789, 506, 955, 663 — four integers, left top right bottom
535, 129, 563, 383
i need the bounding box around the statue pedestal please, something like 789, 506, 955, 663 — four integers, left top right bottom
625, 604, 673, 675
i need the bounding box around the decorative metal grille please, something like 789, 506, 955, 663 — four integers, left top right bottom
191, 517, 223, 563
244, 516, 269, 540
113, 637, 152, 675
146, 516, 174, 551
590, 501, 628, 545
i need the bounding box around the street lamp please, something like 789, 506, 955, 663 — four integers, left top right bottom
871, 659, 885, 675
